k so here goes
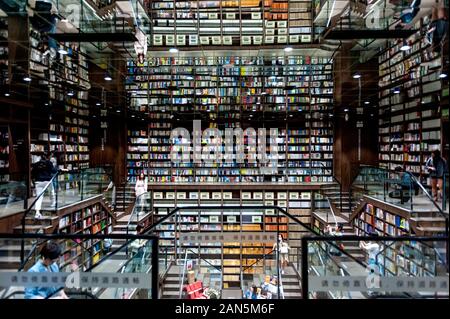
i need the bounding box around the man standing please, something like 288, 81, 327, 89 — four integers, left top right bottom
31, 152, 57, 218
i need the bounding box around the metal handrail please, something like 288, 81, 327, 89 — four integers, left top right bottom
356, 164, 448, 225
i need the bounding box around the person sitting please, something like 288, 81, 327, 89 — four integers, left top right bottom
388, 166, 415, 204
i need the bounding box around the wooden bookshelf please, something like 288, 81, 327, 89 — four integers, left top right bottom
29, 20, 91, 172
126, 54, 334, 183
147, 0, 312, 47
378, 15, 444, 180
58, 202, 113, 271
148, 187, 323, 285
0, 17, 8, 91
353, 202, 437, 277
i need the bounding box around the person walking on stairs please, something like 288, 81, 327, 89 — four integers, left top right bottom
31, 152, 57, 219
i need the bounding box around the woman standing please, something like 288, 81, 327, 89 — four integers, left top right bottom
134, 173, 148, 206
425, 150, 448, 201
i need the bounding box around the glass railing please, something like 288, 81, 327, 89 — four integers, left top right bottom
179, 248, 222, 299
350, 165, 449, 221
0, 173, 27, 218
308, 241, 358, 299
0, 233, 158, 299
21, 167, 114, 230
126, 192, 152, 238
303, 236, 449, 299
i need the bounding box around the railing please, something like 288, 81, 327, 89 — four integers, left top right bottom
302, 235, 449, 299
349, 164, 448, 236
19, 167, 114, 263
126, 192, 152, 245
178, 248, 222, 299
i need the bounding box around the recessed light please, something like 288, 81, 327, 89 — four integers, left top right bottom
45, 103, 48, 106
352, 73, 361, 79
250, 114, 253, 117
393, 88, 400, 94
344, 108, 349, 112
67, 91, 74, 96
439, 73, 448, 78
289, 114, 293, 117
169, 47, 179, 53
96, 102, 101, 106
364, 101, 370, 105
4, 93, 10, 97
284, 46, 293, 52
104, 74, 112, 81
23, 75, 31, 82
421, 101, 426, 104
131, 115, 135, 118
58, 48, 68, 55
400, 44, 411, 51
116, 109, 121, 113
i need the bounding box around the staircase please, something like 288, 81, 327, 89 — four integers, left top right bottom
282, 264, 302, 299
13, 211, 59, 234
410, 212, 448, 236
160, 264, 182, 299
320, 184, 352, 220
114, 183, 136, 218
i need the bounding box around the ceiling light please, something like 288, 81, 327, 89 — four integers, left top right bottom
23, 75, 31, 82
186, 75, 194, 80
352, 73, 361, 79
250, 114, 253, 117
58, 48, 68, 55
421, 101, 426, 104
169, 47, 179, 53
116, 109, 121, 113
104, 73, 112, 81
67, 91, 74, 96
96, 102, 101, 106
400, 42, 411, 51
45, 103, 49, 106
344, 108, 349, 112
364, 101, 370, 105
439, 73, 448, 78
289, 114, 293, 117
393, 88, 400, 94
131, 115, 135, 118
284, 46, 293, 52
4, 93, 10, 97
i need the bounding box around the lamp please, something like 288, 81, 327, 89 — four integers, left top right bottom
400, 40, 411, 51
352, 73, 361, 79
104, 72, 112, 81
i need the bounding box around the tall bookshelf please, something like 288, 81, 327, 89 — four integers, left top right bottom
29, 20, 90, 171
354, 203, 437, 278
148, 187, 320, 287
0, 17, 8, 90
58, 202, 113, 271
126, 54, 334, 183
148, 0, 312, 47
378, 15, 444, 180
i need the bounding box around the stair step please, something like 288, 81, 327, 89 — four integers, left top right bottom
13, 224, 53, 233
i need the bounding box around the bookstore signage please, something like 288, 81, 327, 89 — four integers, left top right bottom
309, 276, 449, 292
0, 272, 152, 289
180, 232, 277, 244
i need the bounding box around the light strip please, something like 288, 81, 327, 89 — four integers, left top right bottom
327, 0, 337, 28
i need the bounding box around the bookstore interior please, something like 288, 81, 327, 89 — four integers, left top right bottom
0, 0, 449, 301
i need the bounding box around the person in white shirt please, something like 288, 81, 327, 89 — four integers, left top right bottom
360, 237, 380, 266
134, 173, 148, 207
